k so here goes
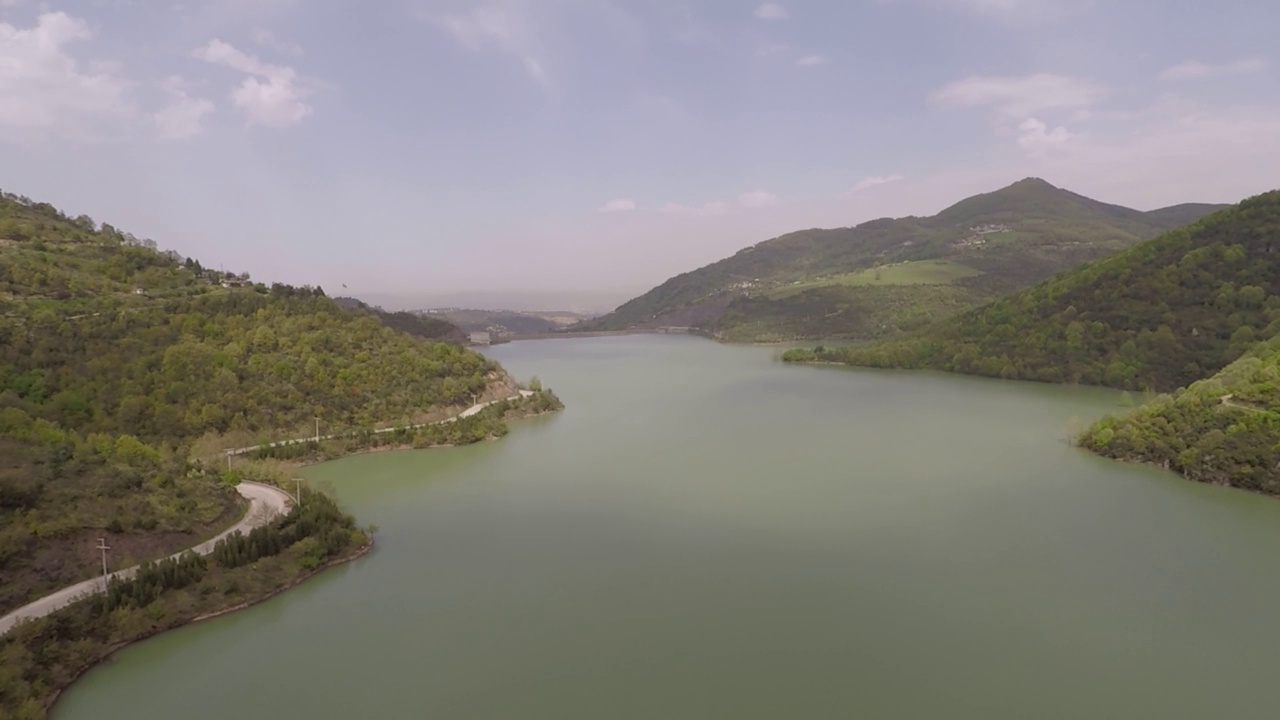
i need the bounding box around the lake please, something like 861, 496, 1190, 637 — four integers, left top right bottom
55, 335, 1280, 719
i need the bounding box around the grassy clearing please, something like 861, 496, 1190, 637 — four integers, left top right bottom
767, 260, 982, 299
840, 260, 983, 286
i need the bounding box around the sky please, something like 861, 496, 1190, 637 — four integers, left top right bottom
1, 0, 1278, 311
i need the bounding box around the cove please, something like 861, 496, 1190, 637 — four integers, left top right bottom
54, 335, 1280, 719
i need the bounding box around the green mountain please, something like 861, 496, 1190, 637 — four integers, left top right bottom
787, 191, 1280, 392
579, 179, 1225, 342
1080, 334, 1280, 494
0, 191, 516, 615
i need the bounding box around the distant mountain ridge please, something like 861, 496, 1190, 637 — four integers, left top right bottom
419, 307, 595, 337
578, 179, 1227, 342
332, 296, 467, 343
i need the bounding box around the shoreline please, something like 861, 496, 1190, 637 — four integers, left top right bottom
223, 388, 533, 459
30, 398, 563, 719
503, 329, 854, 348
0, 482, 289, 635
43, 540, 374, 715
792, 358, 1279, 500
294, 406, 563, 463
781, 359, 850, 367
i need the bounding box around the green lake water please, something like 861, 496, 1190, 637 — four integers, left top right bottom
55, 335, 1280, 719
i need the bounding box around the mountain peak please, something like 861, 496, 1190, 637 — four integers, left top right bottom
933, 177, 1139, 227
1009, 177, 1058, 190
579, 178, 1223, 340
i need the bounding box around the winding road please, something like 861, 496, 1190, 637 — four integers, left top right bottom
0, 392, 536, 636
225, 391, 534, 457
0, 481, 292, 636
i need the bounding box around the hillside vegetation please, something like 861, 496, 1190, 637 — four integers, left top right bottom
1080, 335, 1280, 494
787, 192, 1280, 392
0, 190, 514, 615
579, 179, 1224, 342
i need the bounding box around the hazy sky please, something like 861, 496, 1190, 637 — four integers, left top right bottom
1, 1, 1277, 309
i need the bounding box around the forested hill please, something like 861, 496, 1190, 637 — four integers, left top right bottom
0, 197, 505, 439
1080, 334, 1280, 494
576, 178, 1225, 342
0, 190, 514, 615
787, 190, 1280, 392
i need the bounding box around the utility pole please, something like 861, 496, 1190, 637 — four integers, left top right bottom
96, 538, 110, 588
226, 451, 232, 471
315, 417, 320, 443
294, 478, 304, 507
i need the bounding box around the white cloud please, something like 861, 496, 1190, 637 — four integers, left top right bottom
1015, 117, 1073, 157
0, 11, 134, 143
154, 75, 214, 140
426, 4, 551, 89
754, 3, 789, 20
520, 56, 549, 87
757, 43, 789, 57
846, 174, 905, 194
738, 190, 779, 208
933, 73, 1105, 121
194, 39, 312, 127
658, 192, 779, 215
658, 200, 731, 217
933, 73, 1105, 157
250, 28, 303, 57
599, 198, 636, 213
1022, 101, 1280, 207
1160, 57, 1267, 81
796, 54, 824, 67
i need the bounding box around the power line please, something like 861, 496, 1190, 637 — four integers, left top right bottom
96, 538, 111, 589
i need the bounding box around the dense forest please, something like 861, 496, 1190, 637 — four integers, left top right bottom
579, 179, 1224, 341
1080, 334, 1280, 494
0, 190, 525, 616
786, 192, 1280, 392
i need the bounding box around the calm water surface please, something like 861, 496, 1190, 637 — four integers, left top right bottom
57, 336, 1280, 719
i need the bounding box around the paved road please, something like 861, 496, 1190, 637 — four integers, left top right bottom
0, 481, 292, 636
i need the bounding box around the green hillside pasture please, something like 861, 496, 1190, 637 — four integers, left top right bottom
767, 260, 982, 299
